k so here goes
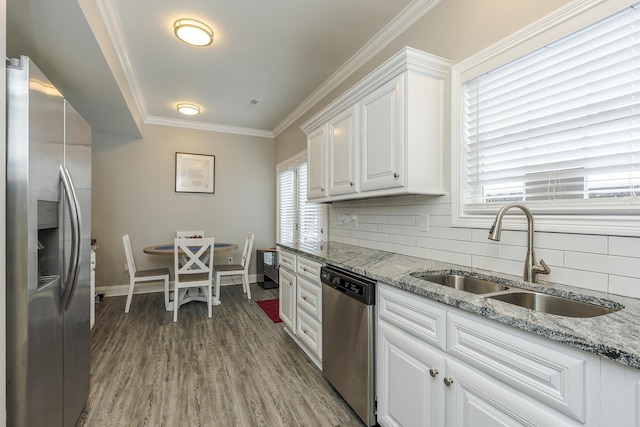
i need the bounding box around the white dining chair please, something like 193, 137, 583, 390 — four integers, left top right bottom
122, 234, 171, 313
213, 232, 255, 304
173, 237, 215, 322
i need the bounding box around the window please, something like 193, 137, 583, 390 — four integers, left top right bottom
452, 0, 640, 235
277, 152, 326, 251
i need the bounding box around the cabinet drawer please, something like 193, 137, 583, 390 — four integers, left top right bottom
297, 276, 321, 321
278, 249, 296, 272
297, 256, 322, 283
448, 312, 587, 422
296, 308, 322, 359
378, 283, 446, 351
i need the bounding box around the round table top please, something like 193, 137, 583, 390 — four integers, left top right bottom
143, 242, 238, 255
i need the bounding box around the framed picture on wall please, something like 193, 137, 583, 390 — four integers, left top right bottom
175, 152, 215, 194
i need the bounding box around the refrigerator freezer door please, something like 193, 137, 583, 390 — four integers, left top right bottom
7, 56, 65, 427
62, 100, 91, 427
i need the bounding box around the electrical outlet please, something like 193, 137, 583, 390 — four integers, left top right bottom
227, 257, 233, 264
124, 262, 128, 271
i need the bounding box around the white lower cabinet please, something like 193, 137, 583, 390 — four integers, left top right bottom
277, 248, 323, 368
377, 282, 603, 427
278, 267, 296, 331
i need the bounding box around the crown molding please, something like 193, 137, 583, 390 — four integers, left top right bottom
146, 116, 274, 138
96, 0, 148, 118
272, 0, 442, 136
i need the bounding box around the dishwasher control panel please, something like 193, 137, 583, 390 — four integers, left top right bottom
321, 266, 375, 305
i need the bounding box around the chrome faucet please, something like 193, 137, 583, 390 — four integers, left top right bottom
488, 202, 551, 283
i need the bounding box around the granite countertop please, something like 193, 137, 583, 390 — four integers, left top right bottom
278, 241, 640, 369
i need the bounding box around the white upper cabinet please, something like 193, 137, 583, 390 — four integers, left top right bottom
329, 104, 359, 196
301, 47, 450, 202
306, 124, 328, 199
360, 75, 404, 192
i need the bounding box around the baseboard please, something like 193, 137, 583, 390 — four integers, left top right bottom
97, 274, 259, 298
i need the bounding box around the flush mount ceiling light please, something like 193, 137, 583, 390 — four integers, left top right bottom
173, 19, 213, 47
176, 103, 201, 116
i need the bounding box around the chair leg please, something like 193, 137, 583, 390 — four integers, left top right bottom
173, 287, 179, 322
244, 273, 251, 300
213, 274, 221, 306
164, 276, 170, 310
207, 284, 212, 318
125, 279, 135, 313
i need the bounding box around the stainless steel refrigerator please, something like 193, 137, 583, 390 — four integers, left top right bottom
6, 55, 92, 427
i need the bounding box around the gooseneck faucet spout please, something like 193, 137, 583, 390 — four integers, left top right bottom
488, 202, 551, 283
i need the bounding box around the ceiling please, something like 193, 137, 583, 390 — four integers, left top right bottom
7, 0, 438, 138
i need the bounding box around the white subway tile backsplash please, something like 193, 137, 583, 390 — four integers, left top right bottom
450, 240, 497, 258
545, 267, 608, 293
565, 252, 640, 278
390, 216, 416, 226
402, 245, 432, 259
537, 232, 608, 254
472, 255, 523, 277
417, 236, 451, 251
432, 250, 472, 266
328, 195, 640, 298
609, 275, 640, 299
389, 234, 417, 246
426, 226, 472, 241
378, 242, 403, 253
378, 224, 403, 234
609, 236, 640, 258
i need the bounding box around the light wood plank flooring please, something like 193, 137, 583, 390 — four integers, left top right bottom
80, 283, 364, 426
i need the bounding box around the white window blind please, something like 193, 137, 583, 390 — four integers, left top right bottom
277, 154, 325, 249
463, 4, 640, 212
277, 168, 296, 245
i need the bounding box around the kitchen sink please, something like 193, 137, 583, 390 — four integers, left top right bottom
412, 272, 509, 294
488, 291, 618, 318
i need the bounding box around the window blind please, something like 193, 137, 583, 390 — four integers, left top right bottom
277, 168, 296, 245
277, 156, 324, 249
463, 4, 640, 211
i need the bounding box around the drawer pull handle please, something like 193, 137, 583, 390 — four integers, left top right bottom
443, 378, 453, 387
429, 368, 438, 378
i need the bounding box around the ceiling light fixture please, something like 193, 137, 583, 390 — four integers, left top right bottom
173, 19, 213, 47
176, 103, 201, 116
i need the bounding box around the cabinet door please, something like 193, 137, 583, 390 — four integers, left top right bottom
278, 268, 296, 331
329, 105, 359, 196
360, 75, 405, 192
377, 320, 445, 427
444, 358, 574, 427
307, 124, 328, 199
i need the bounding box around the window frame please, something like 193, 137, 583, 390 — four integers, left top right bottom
451, 0, 640, 237
276, 151, 327, 249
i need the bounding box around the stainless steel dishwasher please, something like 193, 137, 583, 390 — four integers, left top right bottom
321, 265, 376, 427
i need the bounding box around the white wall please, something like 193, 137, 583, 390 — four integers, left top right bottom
330, 195, 640, 299
92, 123, 275, 289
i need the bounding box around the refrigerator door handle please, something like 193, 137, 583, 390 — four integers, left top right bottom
59, 165, 83, 312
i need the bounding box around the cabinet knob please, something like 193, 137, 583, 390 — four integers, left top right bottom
321, 187, 325, 192
302, 328, 308, 334
302, 295, 308, 300
429, 368, 438, 378
393, 172, 400, 178
350, 181, 354, 186
443, 377, 454, 387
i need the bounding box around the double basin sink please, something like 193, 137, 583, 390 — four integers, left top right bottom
410, 271, 622, 318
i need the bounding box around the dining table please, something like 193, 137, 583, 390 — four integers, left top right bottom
143, 241, 239, 310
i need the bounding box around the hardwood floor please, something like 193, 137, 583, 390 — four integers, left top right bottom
81, 283, 364, 426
